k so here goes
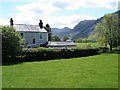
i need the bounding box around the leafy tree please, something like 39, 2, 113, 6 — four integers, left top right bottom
94, 23, 108, 47
62, 35, 69, 41
95, 13, 119, 51
45, 24, 52, 41
1, 26, 24, 63
52, 35, 61, 41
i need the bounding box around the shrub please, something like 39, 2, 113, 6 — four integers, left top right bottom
1, 26, 24, 64
98, 47, 109, 53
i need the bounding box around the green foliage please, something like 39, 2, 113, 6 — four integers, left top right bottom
62, 35, 69, 41
51, 35, 61, 41
15, 47, 99, 63
2, 54, 118, 88
75, 42, 100, 49
44, 24, 52, 41
94, 13, 119, 51
1, 26, 24, 63
98, 47, 109, 53
74, 38, 96, 43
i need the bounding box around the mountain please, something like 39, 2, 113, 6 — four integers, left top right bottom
51, 27, 72, 37
71, 10, 120, 40
51, 10, 120, 40
71, 18, 103, 40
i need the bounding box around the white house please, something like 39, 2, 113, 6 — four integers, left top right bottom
14, 24, 48, 48
10, 18, 48, 48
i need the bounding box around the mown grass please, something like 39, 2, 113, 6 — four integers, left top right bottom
2, 54, 118, 88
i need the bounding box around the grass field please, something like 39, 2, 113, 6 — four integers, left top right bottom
2, 54, 118, 88
75, 42, 101, 49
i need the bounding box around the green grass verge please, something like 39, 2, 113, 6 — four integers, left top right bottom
2, 54, 118, 88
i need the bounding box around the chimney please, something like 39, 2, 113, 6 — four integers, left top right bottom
10, 18, 13, 26
39, 20, 43, 29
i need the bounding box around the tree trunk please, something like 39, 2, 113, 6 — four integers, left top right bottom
109, 44, 113, 51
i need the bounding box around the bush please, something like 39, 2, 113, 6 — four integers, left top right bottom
98, 47, 109, 53
1, 26, 24, 64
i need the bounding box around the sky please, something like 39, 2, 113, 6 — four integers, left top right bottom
0, 0, 119, 29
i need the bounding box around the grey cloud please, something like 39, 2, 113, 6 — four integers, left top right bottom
33, 8, 43, 14
109, 2, 117, 7
53, 2, 71, 9
84, 1, 97, 7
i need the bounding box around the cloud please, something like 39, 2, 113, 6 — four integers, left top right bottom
51, 0, 118, 10
0, 18, 9, 25
1, 0, 118, 28
15, 1, 57, 15
15, 0, 118, 15
12, 13, 96, 28
0, 12, 96, 28
119, 1, 120, 10
13, 0, 99, 28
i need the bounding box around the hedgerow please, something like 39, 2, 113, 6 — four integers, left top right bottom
15, 47, 100, 63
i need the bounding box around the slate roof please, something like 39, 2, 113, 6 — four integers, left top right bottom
47, 41, 76, 47
14, 24, 47, 32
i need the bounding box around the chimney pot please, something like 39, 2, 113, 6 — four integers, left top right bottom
10, 18, 13, 26
39, 20, 43, 29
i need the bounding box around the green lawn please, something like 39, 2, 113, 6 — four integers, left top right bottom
75, 42, 101, 49
2, 54, 118, 88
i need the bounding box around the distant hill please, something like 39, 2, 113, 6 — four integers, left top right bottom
51, 27, 72, 38
71, 18, 103, 40
51, 10, 120, 40
71, 10, 120, 40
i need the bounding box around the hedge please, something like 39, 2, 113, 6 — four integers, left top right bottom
14, 47, 100, 63
2, 47, 101, 64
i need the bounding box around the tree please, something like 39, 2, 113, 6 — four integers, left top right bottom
52, 35, 61, 41
95, 13, 119, 51
62, 35, 69, 41
94, 23, 108, 47
45, 24, 52, 41
1, 26, 24, 63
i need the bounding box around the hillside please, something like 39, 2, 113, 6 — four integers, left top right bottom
71, 10, 120, 40
51, 27, 72, 38
71, 17, 103, 40
51, 10, 120, 40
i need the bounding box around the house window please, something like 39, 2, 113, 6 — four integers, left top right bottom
40, 33, 42, 39
33, 38, 36, 44
20, 33, 23, 37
